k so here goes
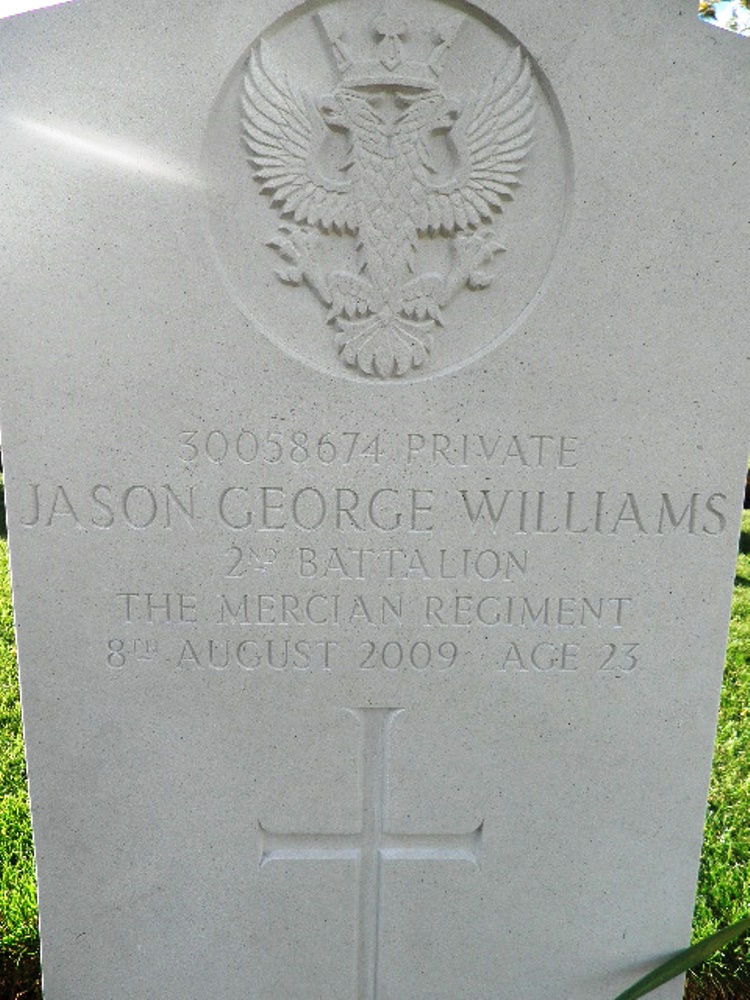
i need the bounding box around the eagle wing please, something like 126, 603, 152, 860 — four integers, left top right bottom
241, 43, 354, 231
418, 47, 536, 233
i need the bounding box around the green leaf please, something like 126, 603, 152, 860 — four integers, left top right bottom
613, 914, 750, 1000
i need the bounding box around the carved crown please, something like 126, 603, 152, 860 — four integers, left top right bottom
316, 8, 464, 90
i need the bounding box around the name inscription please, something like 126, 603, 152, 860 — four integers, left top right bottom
14, 425, 726, 684
20, 483, 727, 537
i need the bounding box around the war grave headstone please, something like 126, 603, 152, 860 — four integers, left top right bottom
1, 1, 749, 997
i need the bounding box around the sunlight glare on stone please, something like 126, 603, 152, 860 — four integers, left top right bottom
0, 0, 74, 18
9, 117, 202, 188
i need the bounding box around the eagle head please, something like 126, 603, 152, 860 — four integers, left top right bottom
394, 90, 460, 138
319, 89, 378, 134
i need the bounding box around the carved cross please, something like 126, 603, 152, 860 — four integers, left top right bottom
259, 707, 483, 1000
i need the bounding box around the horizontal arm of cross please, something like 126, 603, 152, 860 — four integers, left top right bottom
259, 821, 483, 868
259, 824, 361, 867
380, 822, 483, 865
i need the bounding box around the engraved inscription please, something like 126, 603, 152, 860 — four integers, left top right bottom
241, 9, 534, 377
217, 486, 435, 533
20, 483, 197, 530
178, 429, 384, 467
259, 708, 482, 1000
17, 423, 727, 686
18, 481, 728, 538
458, 489, 728, 536
404, 432, 579, 468
212, 591, 631, 629
294, 546, 529, 582
106, 638, 159, 671
131, 637, 638, 676
176, 428, 580, 470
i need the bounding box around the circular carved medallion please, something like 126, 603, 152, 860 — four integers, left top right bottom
203, 0, 572, 381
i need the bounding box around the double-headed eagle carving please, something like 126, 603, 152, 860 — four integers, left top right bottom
241, 9, 535, 378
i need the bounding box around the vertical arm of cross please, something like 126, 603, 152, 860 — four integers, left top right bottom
258, 707, 484, 1000
353, 707, 396, 1000
349, 708, 483, 1000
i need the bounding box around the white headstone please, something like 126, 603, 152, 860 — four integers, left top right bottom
2, 1, 749, 997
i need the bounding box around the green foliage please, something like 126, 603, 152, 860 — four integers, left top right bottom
0, 537, 39, 964
689, 510, 750, 984
618, 508, 750, 997
615, 914, 750, 1000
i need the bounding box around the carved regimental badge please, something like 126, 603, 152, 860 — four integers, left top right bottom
241, 7, 536, 379
203, 0, 570, 381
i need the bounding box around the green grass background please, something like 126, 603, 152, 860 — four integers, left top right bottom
687, 510, 750, 989
0, 527, 38, 977
0, 506, 748, 994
